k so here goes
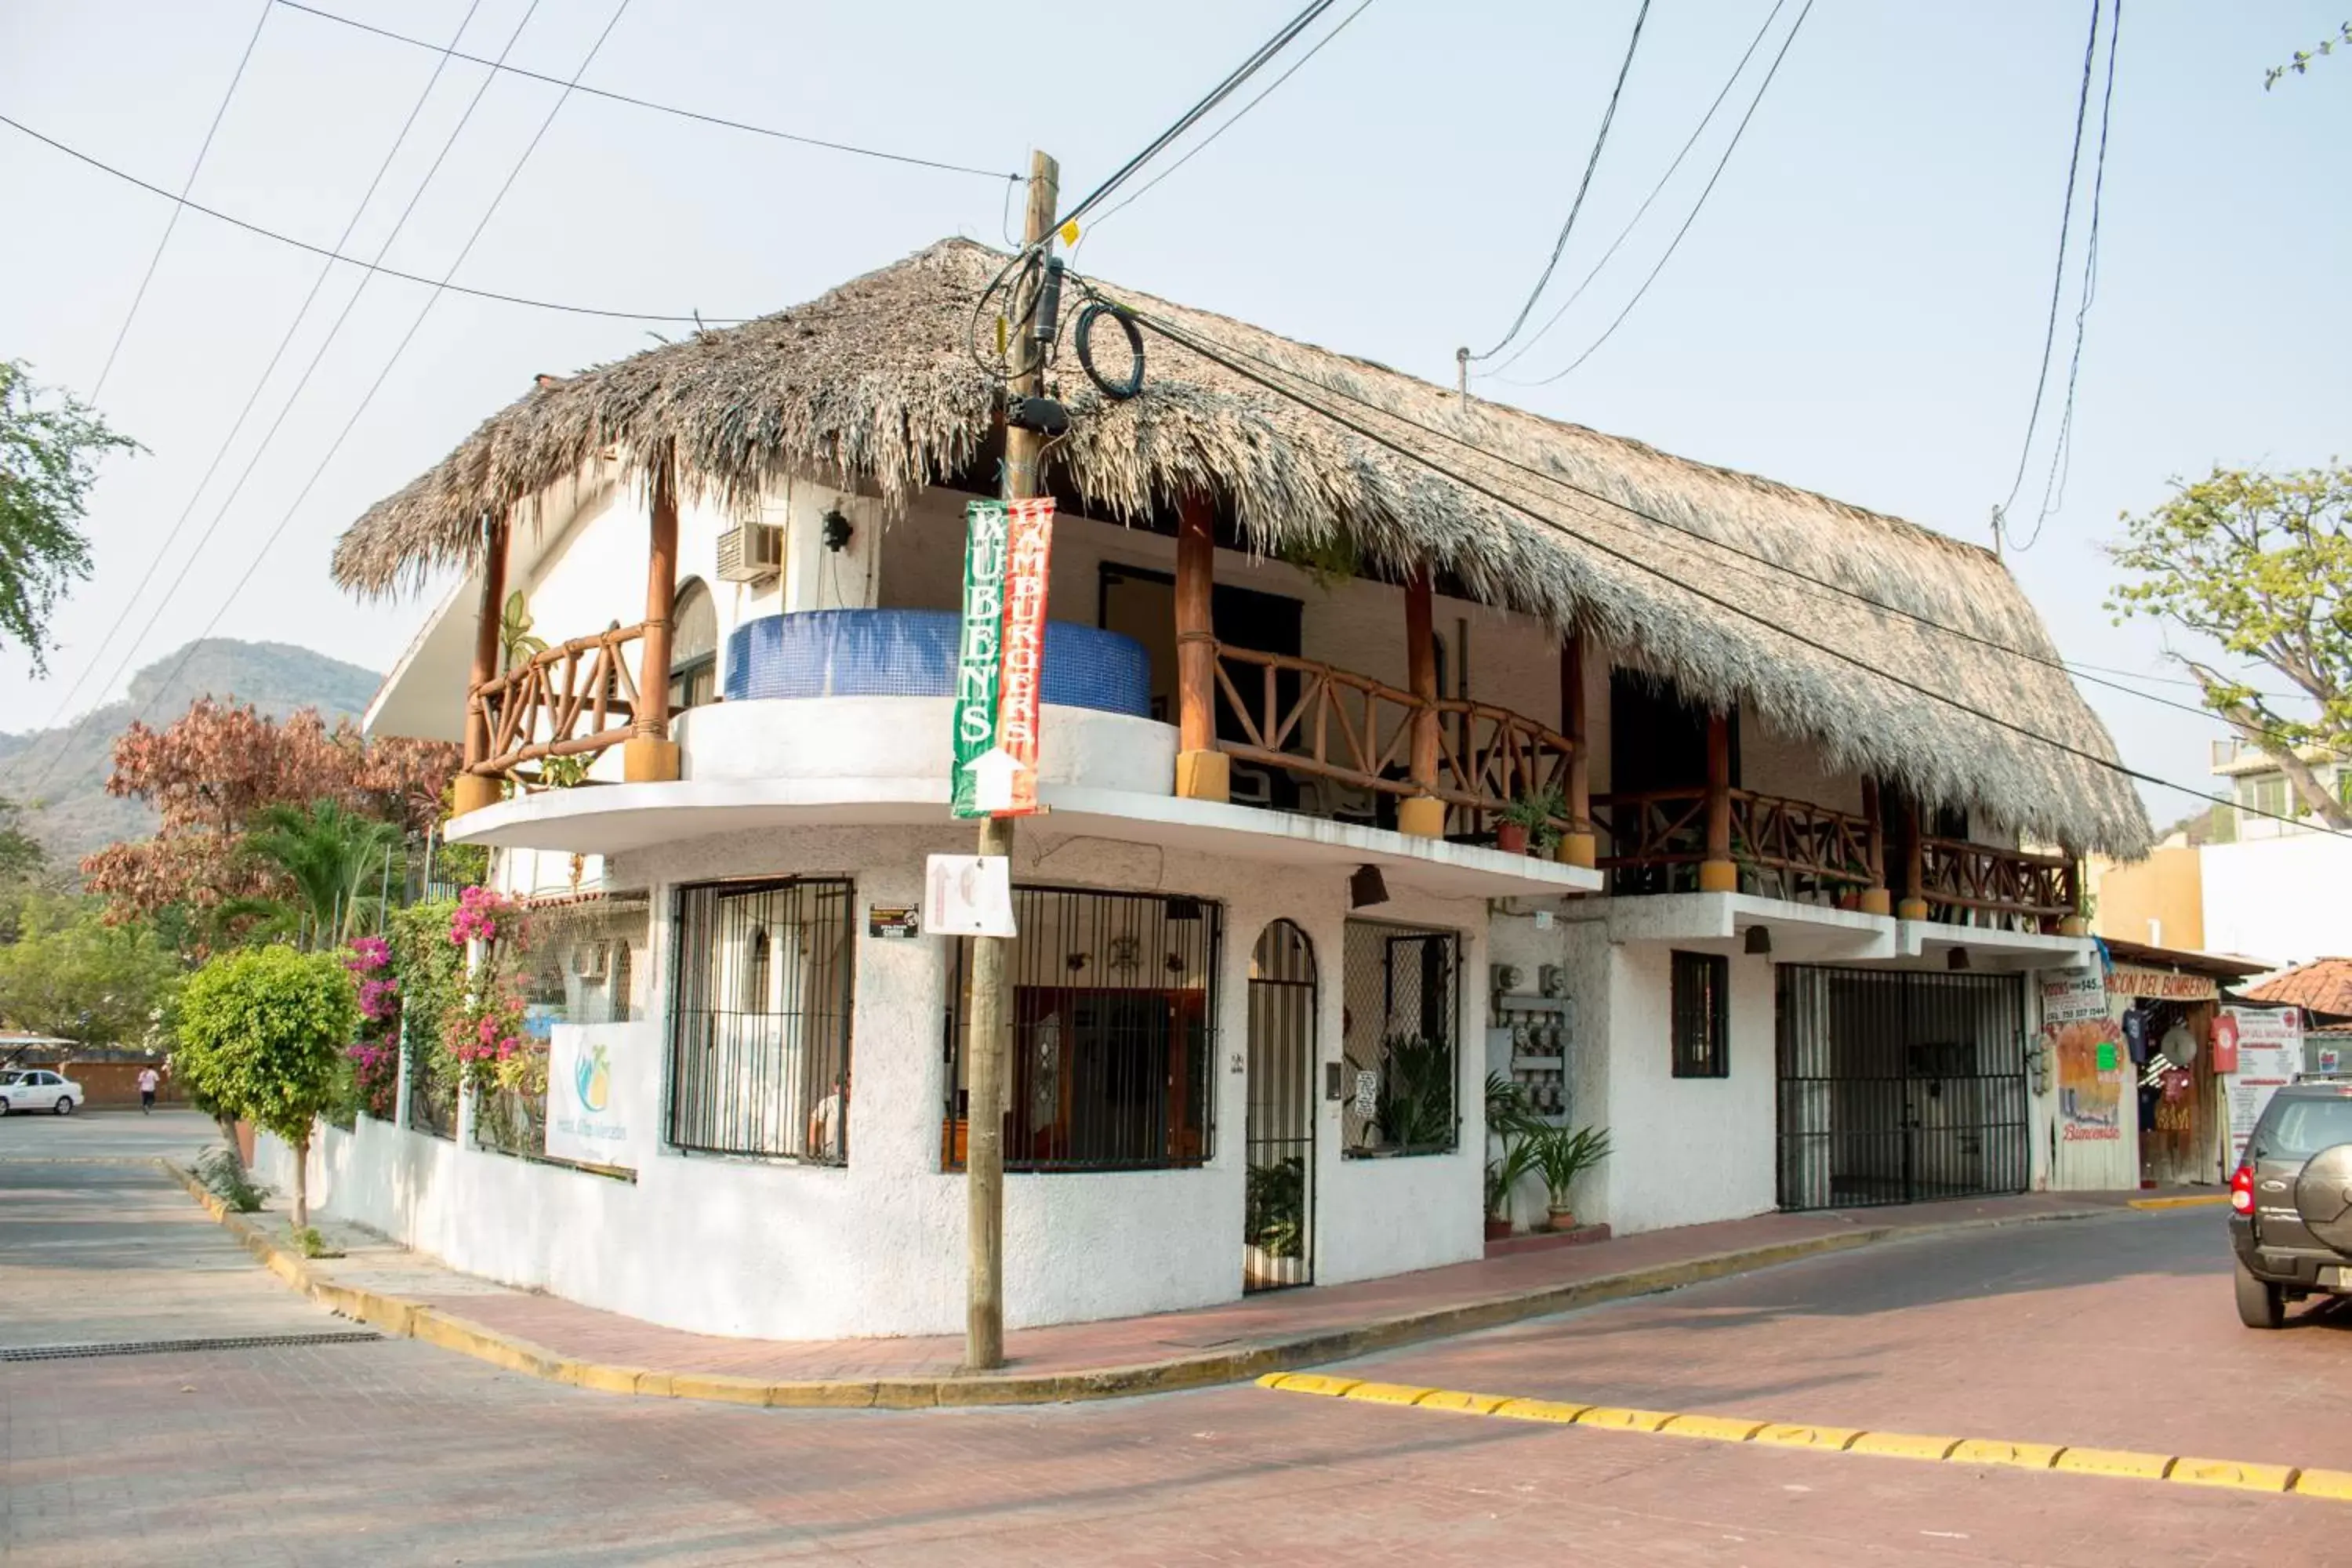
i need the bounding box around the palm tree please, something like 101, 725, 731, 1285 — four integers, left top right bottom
239, 800, 401, 951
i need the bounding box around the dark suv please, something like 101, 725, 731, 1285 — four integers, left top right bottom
2229, 1081, 2352, 1327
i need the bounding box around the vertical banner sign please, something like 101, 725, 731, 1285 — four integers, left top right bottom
950, 500, 1011, 818
994, 497, 1058, 816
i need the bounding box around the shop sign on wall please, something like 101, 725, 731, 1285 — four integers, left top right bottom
2223, 1006, 2304, 1164
2105, 966, 2220, 1002
2042, 969, 2124, 1143
546, 1025, 630, 1167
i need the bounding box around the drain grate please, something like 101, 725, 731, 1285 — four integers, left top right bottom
0, 1330, 383, 1362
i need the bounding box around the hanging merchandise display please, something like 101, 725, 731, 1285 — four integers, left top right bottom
949, 497, 1058, 818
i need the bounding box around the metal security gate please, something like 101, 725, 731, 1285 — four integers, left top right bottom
1777, 967, 2028, 1210
1245, 921, 1316, 1291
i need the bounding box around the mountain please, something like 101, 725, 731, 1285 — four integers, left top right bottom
0, 640, 385, 875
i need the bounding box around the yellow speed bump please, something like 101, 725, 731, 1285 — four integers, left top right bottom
1492, 1397, 1592, 1424
1342, 1381, 1436, 1406
1260, 1373, 1359, 1397
1661, 1414, 1769, 1443
1417, 1388, 1513, 1416
2293, 1468, 2352, 1501
1849, 1431, 1961, 1461
2053, 1447, 2173, 1482
1573, 1405, 1675, 1432
1951, 1438, 2064, 1470
2170, 1457, 2294, 1493
1755, 1423, 1863, 1451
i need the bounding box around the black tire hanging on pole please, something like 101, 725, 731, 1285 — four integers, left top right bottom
1076, 302, 1145, 401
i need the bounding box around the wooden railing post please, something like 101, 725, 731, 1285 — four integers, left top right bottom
1897, 797, 1929, 920
624, 451, 682, 783
1698, 709, 1736, 891
1559, 626, 1595, 867
1399, 564, 1444, 838
1858, 777, 1892, 916
2058, 857, 2089, 935
1173, 493, 1228, 802
452, 517, 510, 816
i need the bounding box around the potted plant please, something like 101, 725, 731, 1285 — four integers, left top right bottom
1528, 1123, 1611, 1232
1349, 1035, 1456, 1154
1497, 786, 1566, 856
1483, 1073, 1537, 1239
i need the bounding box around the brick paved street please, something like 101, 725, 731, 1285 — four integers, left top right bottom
6, 1142, 2349, 1566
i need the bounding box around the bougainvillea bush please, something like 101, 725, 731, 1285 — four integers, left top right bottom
343, 934, 401, 1120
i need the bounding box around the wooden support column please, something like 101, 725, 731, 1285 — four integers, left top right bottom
1559, 626, 1595, 868
1698, 709, 1736, 892
2058, 857, 2089, 935
1858, 778, 1893, 916
623, 451, 682, 783
451, 518, 509, 816
1398, 564, 1445, 838
1171, 492, 1227, 802
1897, 797, 1929, 921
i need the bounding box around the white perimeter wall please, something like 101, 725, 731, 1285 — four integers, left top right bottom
268, 824, 1487, 1340
2202, 834, 2352, 967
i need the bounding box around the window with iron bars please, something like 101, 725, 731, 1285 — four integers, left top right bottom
1340, 919, 1461, 1156
1671, 949, 1730, 1079
668, 877, 855, 1163
942, 886, 1220, 1172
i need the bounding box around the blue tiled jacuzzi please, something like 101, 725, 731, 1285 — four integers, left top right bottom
721, 608, 1152, 717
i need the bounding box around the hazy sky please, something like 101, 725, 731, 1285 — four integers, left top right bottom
3, 1, 2347, 829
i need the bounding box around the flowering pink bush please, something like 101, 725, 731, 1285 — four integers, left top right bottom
450, 885, 519, 946
343, 935, 401, 1118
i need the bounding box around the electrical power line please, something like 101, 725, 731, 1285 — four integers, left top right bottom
1483, 0, 1788, 380
20, 1, 497, 768
1072, 276, 2326, 757
1496, 0, 1813, 388
270, 0, 1019, 183
122, 0, 641, 746
89, 0, 274, 401
2014, 0, 2123, 553
1995, 0, 2103, 541
21, 0, 597, 797
0, 114, 744, 325
1054, 0, 1342, 236
1081, 0, 1377, 237
1466, 0, 1653, 364
1076, 278, 2348, 840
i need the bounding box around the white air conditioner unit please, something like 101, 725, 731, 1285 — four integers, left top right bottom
571, 942, 609, 981
716, 522, 783, 583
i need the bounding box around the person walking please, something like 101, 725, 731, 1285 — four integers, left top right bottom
136, 1065, 160, 1115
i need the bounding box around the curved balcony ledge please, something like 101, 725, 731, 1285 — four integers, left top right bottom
441, 695, 1600, 898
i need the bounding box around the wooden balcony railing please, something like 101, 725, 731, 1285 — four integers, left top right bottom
1593, 788, 1875, 891
1209, 644, 1577, 831
1918, 837, 2076, 929
468, 622, 645, 779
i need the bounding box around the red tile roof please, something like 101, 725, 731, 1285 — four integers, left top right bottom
2244, 958, 2352, 1018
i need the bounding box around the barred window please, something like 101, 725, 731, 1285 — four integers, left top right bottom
943, 887, 1219, 1171
669, 878, 855, 1163
1671, 950, 1730, 1079
1341, 920, 1461, 1157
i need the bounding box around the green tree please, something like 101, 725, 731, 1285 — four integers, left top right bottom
2108, 463, 2352, 830
0, 361, 139, 671
174, 946, 359, 1228
0, 893, 181, 1047
237, 799, 401, 950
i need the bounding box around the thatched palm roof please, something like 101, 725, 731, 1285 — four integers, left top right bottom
334, 238, 2150, 855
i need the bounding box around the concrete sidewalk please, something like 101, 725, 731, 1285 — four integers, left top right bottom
161, 1160, 2163, 1408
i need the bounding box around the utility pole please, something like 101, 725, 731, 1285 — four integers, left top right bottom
966, 147, 1058, 1373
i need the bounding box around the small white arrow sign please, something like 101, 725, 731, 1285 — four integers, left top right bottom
965, 746, 1025, 815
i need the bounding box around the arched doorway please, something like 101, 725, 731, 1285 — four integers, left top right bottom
1246, 920, 1317, 1291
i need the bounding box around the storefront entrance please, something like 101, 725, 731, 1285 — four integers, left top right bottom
1244, 921, 1317, 1291
1776, 967, 2031, 1210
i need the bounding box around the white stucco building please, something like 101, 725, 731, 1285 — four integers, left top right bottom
268, 239, 2151, 1341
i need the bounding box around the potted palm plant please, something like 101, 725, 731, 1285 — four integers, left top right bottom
1528, 1123, 1611, 1232
1497, 786, 1566, 856
1483, 1073, 1541, 1240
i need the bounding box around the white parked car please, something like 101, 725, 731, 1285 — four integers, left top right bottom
0, 1069, 82, 1115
